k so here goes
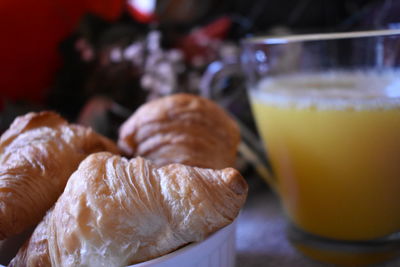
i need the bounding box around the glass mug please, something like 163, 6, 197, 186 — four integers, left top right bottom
240, 29, 400, 265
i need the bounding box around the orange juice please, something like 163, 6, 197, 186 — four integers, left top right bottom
250, 71, 400, 241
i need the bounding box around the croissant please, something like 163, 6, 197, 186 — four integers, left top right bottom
118, 93, 240, 169
0, 111, 119, 240
10, 152, 248, 267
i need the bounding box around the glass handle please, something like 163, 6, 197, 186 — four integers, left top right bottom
200, 59, 278, 192
238, 142, 278, 193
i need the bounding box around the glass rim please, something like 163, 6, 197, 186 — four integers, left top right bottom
242, 29, 400, 45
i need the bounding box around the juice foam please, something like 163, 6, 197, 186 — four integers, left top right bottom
251, 71, 400, 110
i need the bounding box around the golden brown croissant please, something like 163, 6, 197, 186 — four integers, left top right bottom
10, 152, 247, 267
0, 111, 119, 240
118, 93, 240, 169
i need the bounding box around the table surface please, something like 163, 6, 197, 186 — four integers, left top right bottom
235, 176, 400, 267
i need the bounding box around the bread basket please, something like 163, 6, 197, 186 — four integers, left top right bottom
0, 220, 237, 267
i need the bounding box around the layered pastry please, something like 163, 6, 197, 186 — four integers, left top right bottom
10, 152, 248, 267
0, 111, 119, 240
118, 93, 240, 169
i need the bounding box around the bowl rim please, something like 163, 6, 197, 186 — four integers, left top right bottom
129, 220, 237, 267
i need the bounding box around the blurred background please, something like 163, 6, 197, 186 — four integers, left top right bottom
0, 0, 398, 159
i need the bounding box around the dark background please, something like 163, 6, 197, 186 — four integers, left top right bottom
1, 0, 399, 134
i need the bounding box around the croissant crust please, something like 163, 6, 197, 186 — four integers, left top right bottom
10, 152, 247, 267
0, 111, 119, 240
118, 93, 240, 169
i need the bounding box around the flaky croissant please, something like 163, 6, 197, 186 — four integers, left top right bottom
0, 111, 119, 240
10, 152, 247, 267
118, 93, 240, 169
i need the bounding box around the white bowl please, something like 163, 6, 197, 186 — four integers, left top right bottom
131, 220, 237, 267
0, 220, 237, 267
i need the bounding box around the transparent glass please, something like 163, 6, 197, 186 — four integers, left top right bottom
242, 29, 400, 265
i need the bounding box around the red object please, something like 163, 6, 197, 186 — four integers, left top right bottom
0, 0, 124, 108
126, 0, 157, 23
177, 16, 232, 63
